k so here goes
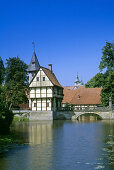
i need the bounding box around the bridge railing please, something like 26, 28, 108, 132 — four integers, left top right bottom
57, 106, 113, 112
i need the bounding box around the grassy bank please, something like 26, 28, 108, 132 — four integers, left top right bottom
0, 116, 29, 154
13, 116, 29, 122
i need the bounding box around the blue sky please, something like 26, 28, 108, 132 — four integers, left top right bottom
0, 0, 114, 86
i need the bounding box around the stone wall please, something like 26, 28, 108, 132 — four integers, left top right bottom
29, 111, 53, 120
13, 110, 114, 120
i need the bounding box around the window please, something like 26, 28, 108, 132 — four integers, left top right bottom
34, 103, 36, 107
43, 77, 45, 81
32, 61, 35, 64
47, 103, 49, 107
36, 77, 39, 81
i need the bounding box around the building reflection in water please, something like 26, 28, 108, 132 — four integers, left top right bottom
10, 121, 54, 169
28, 121, 53, 145
11, 120, 53, 145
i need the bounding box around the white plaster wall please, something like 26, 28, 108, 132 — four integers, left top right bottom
47, 99, 51, 111
36, 88, 40, 93
36, 93, 40, 98
30, 87, 53, 99
32, 100, 36, 111
29, 69, 53, 87
47, 87, 52, 97
30, 94, 35, 98
41, 94, 46, 97
47, 87, 52, 93
41, 88, 46, 93
30, 89, 35, 98
42, 99, 46, 111
47, 94, 52, 97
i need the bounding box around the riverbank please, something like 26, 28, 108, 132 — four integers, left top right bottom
13, 116, 29, 122
0, 133, 15, 154
0, 116, 29, 154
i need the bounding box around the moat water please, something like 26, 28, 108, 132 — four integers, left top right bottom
0, 120, 114, 170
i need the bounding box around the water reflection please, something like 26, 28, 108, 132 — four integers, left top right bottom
0, 120, 114, 170
28, 121, 53, 145
11, 121, 53, 145
102, 120, 114, 169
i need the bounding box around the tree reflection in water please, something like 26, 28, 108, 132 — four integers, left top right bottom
102, 120, 114, 169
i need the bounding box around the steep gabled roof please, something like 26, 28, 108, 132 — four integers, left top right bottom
41, 67, 63, 88
28, 51, 40, 72
62, 86, 102, 105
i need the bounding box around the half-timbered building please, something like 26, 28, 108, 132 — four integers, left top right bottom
28, 51, 63, 111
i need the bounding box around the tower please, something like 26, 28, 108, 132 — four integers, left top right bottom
28, 51, 40, 83
74, 73, 83, 89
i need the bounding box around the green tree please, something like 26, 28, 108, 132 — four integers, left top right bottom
99, 42, 114, 71
0, 57, 5, 84
5, 57, 28, 109
70, 104, 74, 111
85, 41, 114, 106
85, 73, 104, 88
101, 70, 114, 106
0, 85, 13, 134
99, 42, 114, 106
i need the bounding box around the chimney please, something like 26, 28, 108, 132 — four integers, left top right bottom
48, 64, 52, 72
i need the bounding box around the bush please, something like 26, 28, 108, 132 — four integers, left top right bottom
0, 107, 13, 134
0, 85, 14, 134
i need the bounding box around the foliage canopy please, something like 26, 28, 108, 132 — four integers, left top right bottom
85, 41, 114, 106
0, 85, 13, 134
85, 73, 104, 88
99, 42, 114, 71
0, 57, 5, 84
5, 57, 29, 108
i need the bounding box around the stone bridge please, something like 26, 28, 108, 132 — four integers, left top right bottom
13, 107, 114, 120
55, 107, 114, 120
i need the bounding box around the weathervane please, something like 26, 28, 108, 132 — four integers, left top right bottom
32, 42, 35, 52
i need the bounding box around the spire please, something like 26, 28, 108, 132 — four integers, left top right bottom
75, 72, 80, 84
28, 43, 40, 72
74, 73, 83, 89
32, 42, 35, 52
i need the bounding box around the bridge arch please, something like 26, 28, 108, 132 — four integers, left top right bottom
76, 112, 103, 120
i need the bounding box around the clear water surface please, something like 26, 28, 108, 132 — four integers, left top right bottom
0, 120, 114, 170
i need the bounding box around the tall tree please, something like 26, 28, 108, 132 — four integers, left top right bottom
5, 57, 28, 109
0, 57, 5, 84
99, 42, 114, 71
101, 70, 114, 106
99, 42, 114, 106
85, 73, 104, 88
0, 85, 13, 134
85, 41, 114, 106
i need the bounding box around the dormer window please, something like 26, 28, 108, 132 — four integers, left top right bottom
36, 77, 39, 81
43, 77, 45, 81
32, 61, 35, 64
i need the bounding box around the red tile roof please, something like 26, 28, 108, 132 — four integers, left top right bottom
62, 86, 102, 105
